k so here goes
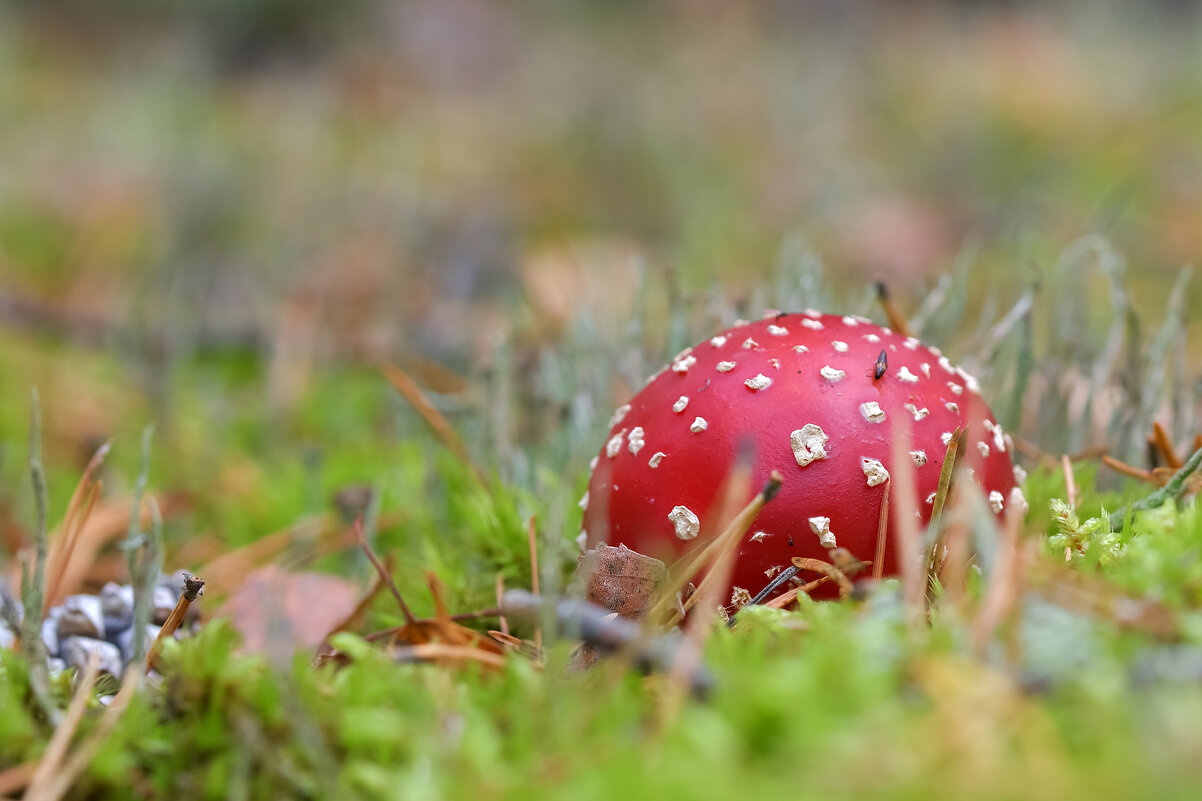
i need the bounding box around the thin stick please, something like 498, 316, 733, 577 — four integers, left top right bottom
352, 517, 417, 625
873, 484, 889, 580
1152, 422, 1183, 469
393, 643, 508, 670
875, 282, 914, 338
527, 516, 541, 651
762, 577, 830, 609
382, 363, 488, 487
25, 652, 101, 797
1110, 446, 1202, 531
1061, 454, 1078, 509
1102, 455, 1156, 484
145, 573, 205, 673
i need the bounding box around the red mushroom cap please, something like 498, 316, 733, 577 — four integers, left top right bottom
580, 312, 1020, 608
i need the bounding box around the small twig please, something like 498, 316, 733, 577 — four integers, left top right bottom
875, 281, 914, 338
145, 573, 204, 673
25, 652, 101, 798
1110, 446, 1202, 531
1152, 422, 1182, 469
1061, 454, 1079, 509
527, 516, 542, 651
352, 516, 417, 625
1102, 455, 1156, 484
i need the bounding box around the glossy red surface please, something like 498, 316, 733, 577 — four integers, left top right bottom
581, 313, 1018, 607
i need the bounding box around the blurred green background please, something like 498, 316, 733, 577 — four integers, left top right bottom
0, 0, 1199, 575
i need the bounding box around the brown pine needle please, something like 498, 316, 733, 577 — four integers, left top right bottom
873, 484, 890, 581
146, 573, 205, 673
393, 642, 509, 670
25, 652, 101, 798
1152, 422, 1183, 469
314, 555, 396, 661
382, 362, 488, 487
352, 516, 417, 625
1062, 454, 1079, 509
44, 480, 102, 613
875, 281, 914, 339
1102, 455, 1156, 484
791, 557, 855, 598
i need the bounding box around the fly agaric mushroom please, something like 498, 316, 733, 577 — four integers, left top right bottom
580, 311, 1022, 607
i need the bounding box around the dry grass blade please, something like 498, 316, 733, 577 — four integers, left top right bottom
1110, 445, 1202, 530
873, 484, 890, 581
313, 554, 396, 662
761, 576, 829, 609
44, 442, 110, 611
27, 663, 140, 801
526, 516, 542, 651
24, 652, 101, 798
921, 427, 962, 596
1061, 454, 1079, 509
382, 362, 488, 487
145, 573, 205, 673
661, 470, 782, 627
970, 488, 1026, 658
0, 760, 35, 797
890, 421, 924, 614
1152, 422, 1182, 469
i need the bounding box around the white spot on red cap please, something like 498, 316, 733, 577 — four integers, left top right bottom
767, 325, 788, 336
910, 450, 927, 466
938, 356, 955, 374
861, 457, 890, 487
672, 355, 697, 373
897, 366, 919, 383
742, 338, 759, 349
940, 431, 953, 446
863, 333, 881, 343
628, 427, 645, 455
733, 318, 750, 326
905, 403, 930, 421
790, 424, 829, 466
770, 358, 781, 369
989, 490, 1005, 514
1013, 464, 1028, 485
576, 530, 588, 552
606, 430, 626, 458
832, 340, 849, 352
920, 363, 931, 377
710, 335, 728, 347
609, 404, 631, 429
926, 492, 936, 504
804, 309, 821, 318
669, 506, 700, 540
648, 451, 666, 468
801, 318, 824, 330
745, 373, 772, 391
750, 531, 768, 543
716, 361, 736, 372
673, 396, 689, 413
690, 417, 708, 433
820, 365, 846, 382
860, 402, 886, 423
794, 345, 809, 353
945, 401, 960, 414
903, 337, 920, 350
578, 490, 589, 511
841, 315, 859, 326
808, 516, 836, 548
977, 441, 990, 458
947, 382, 963, 395
984, 419, 1007, 452
730, 587, 752, 609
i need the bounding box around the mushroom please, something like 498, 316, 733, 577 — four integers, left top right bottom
580, 312, 1019, 603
